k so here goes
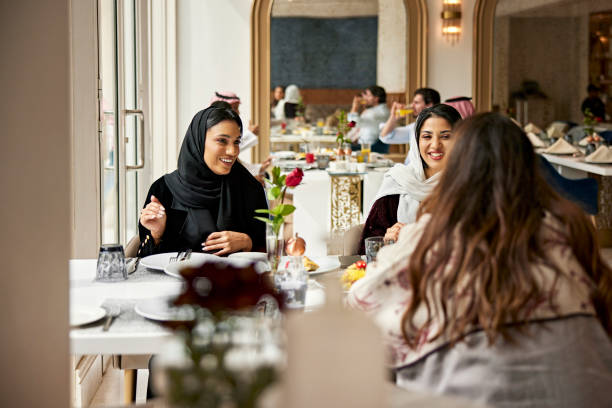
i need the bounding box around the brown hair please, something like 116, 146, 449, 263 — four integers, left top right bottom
401, 113, 612, 347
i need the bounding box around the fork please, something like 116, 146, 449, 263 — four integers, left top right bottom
169, 249, 192, 263
169, 250, 184, 263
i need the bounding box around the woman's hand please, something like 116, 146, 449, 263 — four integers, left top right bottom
384, 222, 405, 244
202, 231, 252, 256
140, 195, 166, 244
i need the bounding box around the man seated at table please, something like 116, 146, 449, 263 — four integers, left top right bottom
379, 87, 440, 163
348, 85, 390, 153
581, 84, 606, 122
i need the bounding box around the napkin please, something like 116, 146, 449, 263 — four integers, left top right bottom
524, 123, 543, 135
543, 138, 578, 155
526, 132, 546, 147
585, 145, 612, 163
547, 122, 568, 139
579, 136, 590, 146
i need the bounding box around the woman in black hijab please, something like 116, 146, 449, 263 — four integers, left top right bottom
137, 106, 267, 256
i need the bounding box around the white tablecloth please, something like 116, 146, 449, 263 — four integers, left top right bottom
70, 258, 332, 355
293, 169, 387, 257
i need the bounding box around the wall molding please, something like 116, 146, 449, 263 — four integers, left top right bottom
472, 0, 499, 112
251, 0, 427, 162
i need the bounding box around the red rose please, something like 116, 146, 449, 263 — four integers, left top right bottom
305, 153, 315, 163
596, 117, 603, 123
281, 122, 287, 129
348, 121, 356, 128
285, 168, 304, 187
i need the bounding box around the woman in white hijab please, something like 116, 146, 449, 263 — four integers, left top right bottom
358, 104, 461, 254
273, 84, 302, 120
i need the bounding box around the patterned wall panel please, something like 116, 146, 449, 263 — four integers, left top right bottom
271, 17, 378, 89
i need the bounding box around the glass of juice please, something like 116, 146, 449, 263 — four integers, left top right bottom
361, 143, 371, 163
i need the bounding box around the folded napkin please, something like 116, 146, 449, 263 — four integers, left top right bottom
543, 138, 578, 155
579, 136, 590, 146
527, 132, 546, 147
547, 122, 568, 139
585, 145, 612, 163
524, 123, 543, 135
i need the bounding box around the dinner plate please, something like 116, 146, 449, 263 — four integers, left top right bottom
278, 256, 340, 275
141, 252, 214, 271
228, 252, 270, 273
134, 296, 196, 322
163, 253, 219, 279
70, 306, 106, 327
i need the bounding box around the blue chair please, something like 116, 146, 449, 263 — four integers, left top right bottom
538, 156, 598, 215
599, 130, 612, 145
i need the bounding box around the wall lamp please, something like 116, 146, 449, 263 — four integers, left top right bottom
441, 0, 462, 44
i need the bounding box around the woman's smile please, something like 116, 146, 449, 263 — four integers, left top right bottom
204, 120, 241, 175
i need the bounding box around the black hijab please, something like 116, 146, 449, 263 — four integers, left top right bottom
164, 107, 249, 248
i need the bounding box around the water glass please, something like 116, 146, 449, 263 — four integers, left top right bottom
364, 236, 384, 263
275, 256, 308, 309
96, 244, 127, 282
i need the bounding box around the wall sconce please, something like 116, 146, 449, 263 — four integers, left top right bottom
441, 0, 462, 44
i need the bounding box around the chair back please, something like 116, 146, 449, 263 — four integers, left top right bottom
538, 156, 598, 215
343, 224, 364, 256
125, 235, 140, 258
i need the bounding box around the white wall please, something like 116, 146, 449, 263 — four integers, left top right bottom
177, 0, 478, 141
0, 0, 71, 406
426, 0, 475, 101
177, 0, 253, 164
378, 0, 407, 93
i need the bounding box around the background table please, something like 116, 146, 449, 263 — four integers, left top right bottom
292, 169, 387, 257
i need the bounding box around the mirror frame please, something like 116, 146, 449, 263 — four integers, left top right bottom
250, 0, 428, 162
472, 0, 499, 112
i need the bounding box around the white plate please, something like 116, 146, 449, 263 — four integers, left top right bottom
134, 296, 196, 322
279, 256, 340, 275
70, 306, 106, 327
228, 252, 270, 273
164, 253, 268, 278
227, 251, 267, 262
141, 252, 215, 271
271, 151, 296, 159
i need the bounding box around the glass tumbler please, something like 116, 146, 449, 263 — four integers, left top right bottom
96, 244, 127, 282
364, 236, 384, 264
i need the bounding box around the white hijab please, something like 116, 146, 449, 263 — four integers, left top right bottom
374, 127, 440, 223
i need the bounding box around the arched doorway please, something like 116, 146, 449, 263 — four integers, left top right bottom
250, 0, 429, 161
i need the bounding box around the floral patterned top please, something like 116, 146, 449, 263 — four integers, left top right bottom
347, 213, 597, 369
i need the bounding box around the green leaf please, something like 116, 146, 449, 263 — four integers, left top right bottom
254, 216, 274, 225
269, 205, 283, 216
254, 209, 271, 214
279, 204, 295, 216
268, 185, 281, 201
279, 174, 286, 185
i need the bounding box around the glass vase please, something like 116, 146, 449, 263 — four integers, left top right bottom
266, 224, 284, 275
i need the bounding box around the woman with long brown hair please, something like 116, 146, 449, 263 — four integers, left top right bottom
348, 113, 612, 406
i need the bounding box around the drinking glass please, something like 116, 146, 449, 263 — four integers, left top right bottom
96, 244, 127, 282
361, 143, 371, 163
364, 236, 384, 264
274, 256, 308, 310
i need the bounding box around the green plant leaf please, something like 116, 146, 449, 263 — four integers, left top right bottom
254, 209, 271, 214
268, 186, 281, 201
279, 174, 286, 185
254, 216, 274, 225
279, 204, 295, 216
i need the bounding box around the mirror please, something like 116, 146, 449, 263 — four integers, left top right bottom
251, 0, 428, 162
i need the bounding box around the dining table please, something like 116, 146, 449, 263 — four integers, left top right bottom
290, 167, 390, 257
69, 257, 335, 355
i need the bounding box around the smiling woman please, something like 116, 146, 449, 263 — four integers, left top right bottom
358, 104, 461, 252
137, 106, 268, 257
